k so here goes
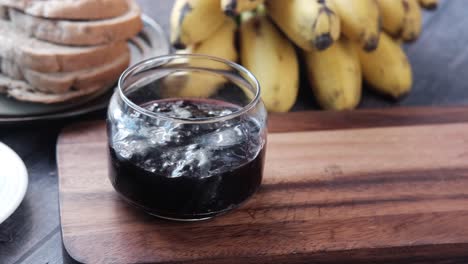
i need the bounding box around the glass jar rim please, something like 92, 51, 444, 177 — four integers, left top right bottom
117, 54, 261, 124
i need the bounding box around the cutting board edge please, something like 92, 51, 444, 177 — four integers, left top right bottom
60, 238, 468, 264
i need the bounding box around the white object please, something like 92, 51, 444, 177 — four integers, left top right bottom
0, 142, 28, 224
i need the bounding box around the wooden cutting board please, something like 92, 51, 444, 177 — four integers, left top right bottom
57, 107, 468, 264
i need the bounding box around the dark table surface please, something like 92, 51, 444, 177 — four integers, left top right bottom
1, 0, 468, 263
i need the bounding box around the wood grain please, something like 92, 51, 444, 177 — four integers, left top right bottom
58, 107, 468, 263
268, 106, 468, 132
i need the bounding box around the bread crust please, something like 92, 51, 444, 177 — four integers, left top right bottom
0, 20, 129, 73
1, 50, 129, 94
0, 0, 129, 20
9, 0, 143, 46
0, 73, 115, 103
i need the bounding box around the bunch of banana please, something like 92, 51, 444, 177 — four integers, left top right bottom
170, 18, 238, 98
221, 0, 265, 16
305, 37, 362, 110
265, 0, 341, 51
331, 0, 380, 51
356, 33, 413, 98
378, 0, 422, 42
169, 0, 437, 112
240, 12, 299, 112
170, 0, 226, 48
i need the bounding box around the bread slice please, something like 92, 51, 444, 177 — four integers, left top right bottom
9, 0, 143, 46
0, 20, 128, 73
0, 51, 129, 94
0, 74, 115, 104
0, 0, 129, 20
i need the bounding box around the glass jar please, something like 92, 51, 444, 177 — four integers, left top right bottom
107, 54, 267, 221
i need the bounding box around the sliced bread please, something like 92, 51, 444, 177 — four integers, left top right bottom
0, 0, 129, 20
0, 74, 115, 104
0, 20, 128, 73
0, 51, 130, 94
9, 0, 143, 46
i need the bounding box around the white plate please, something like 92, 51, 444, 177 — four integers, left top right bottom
0, 142, 28, 224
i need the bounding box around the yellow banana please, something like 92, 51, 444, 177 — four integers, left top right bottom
356, 33, 412, 99
168, 18, 238, 98
418, 0, 438, 10
377, 0, 422, 42
187, 18, 238, 65
240, 14, 299, 112
331, 0, 381, 51
170, 0, 226, 48
221, 0, 265, 16
395, 38, 404, 45
265, 0, 340, 51
304, 37, 362, 110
